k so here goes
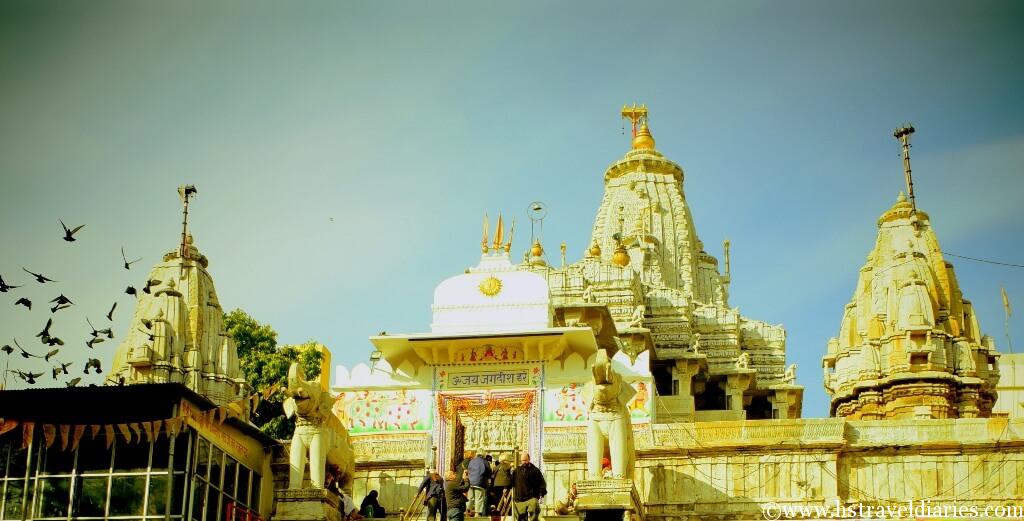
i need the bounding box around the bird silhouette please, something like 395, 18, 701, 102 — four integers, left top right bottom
43, 336, 64, 347
1, 344, 12, 355
125, 286, 137, 297
59, 219, 85, 242
138, 328, 155, 342
142, 279, 160, 294
85, 316, 113, 339
0, 275, 20, 292
54, 361, 72, 376
140, 318, 153, 329
23, 268, 56, 283
98, 327, 113, 339
49, 294, 73, 313
15, 370, 43, 385
13, 339, 36, 358
44, 348, 59, 361
121, 247, 143, 270
106, 301, 117, 321
66, 377, 82, 387
83, 358, 103, 374
86, 317, 100, 336
15, 298, 31, 310
86, 337, 105, 348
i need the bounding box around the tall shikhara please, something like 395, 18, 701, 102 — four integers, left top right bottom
823, 127, 1000, 419
525, 105, 803, 421
108, 189, 247, 406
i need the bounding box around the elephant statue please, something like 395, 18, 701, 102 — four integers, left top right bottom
585, 348, 636, 479
283, 362, 355, 491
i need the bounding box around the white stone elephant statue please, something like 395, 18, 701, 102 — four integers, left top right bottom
283, 362, 355, 491
585, 348, 636, 479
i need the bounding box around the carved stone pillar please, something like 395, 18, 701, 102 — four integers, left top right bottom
671, 357, 704, 416
721, 371, 754, 413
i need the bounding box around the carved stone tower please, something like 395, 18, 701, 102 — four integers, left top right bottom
525, 105, 803, 420
823, 127, 1000, 419
108, 187, 248, 405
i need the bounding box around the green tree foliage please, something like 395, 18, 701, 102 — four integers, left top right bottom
224, 309, 323, 440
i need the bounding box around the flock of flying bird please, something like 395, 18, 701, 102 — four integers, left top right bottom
0, 220, 147, 388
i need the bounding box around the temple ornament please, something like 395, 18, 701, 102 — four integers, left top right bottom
283, 360, 354, 490
585, 349, 636, 479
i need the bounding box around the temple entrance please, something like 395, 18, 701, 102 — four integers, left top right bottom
437, 390, 538, 473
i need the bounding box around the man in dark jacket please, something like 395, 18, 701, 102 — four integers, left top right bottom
466, 449, 491, 516
418, 471, 445, 521
490, 453, 513, 512
511, 453, 546, 521
444, 469, 470, 521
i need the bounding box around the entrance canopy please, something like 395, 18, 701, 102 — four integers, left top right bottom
370, 326, 600, 372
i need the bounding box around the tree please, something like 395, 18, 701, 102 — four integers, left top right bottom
224, 309, 323, 440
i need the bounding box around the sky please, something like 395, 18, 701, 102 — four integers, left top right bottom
0, 0, 1021, 416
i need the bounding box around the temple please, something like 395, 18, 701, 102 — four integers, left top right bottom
108, 188, 248, 406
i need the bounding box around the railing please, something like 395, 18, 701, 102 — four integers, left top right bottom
224, 501, 263, 521
400, 489, 427, 521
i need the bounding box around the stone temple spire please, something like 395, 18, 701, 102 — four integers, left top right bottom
108, 187, 247, 406
823, 137, 1000, 420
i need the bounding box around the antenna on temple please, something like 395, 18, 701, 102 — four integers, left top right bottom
505, 217, 515, 253
621, 104, 647, 137
482, 214, 490, 253
177, 185, 198, 275
894, 124, 917, 212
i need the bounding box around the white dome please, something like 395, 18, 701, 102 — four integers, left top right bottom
431, 252, 552, 334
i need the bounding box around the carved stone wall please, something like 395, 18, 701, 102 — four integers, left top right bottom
539, 417, 1024, 520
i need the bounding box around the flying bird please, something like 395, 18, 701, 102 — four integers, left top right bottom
137, 328, 155, 342
106, 301, 117, 321
1, 344, 12, 355
66, 377, 82, 387
121, 247, 143, 270
0, 275, 20, 292
86, 337, 105, 348
60, 219, 86, 242
50, 294, 73, 313
86, 317, 113, 339
15, 298, 31, 310
36, 318, 53, 340
13, 339, 36, 359
140, 318, 153, 330
83, 358, 103, 374
23, 268, 56, 284
125, 286, 137, 297
44, 348, 59, 361
43, 336, 64, 347
142, 279, 160, 294
15, 370, 43, 385
53, 361, 72, 376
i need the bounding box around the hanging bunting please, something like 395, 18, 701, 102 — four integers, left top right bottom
152, 420, 163, 441
59, 424, 71, 451
22, 422, 35, 449
167, 416, 182, 438
71, 425, 86, 451
129, 423, 142, 443
117, 424, 131, 443
104, 425, 116, 449
42, 424, 57, 449
90, 424, 102, 439
0, 419, 17, 437
142, 422, 154, 443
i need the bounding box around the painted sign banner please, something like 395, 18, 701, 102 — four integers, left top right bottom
448, 369, 530, 388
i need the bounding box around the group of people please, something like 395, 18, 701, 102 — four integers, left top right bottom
330, 481, 388, 521
422, 449, 546, 521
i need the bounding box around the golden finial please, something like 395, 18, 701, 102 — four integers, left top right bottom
588, 241, 602, 257
530, 239, 544, 258
621, 104, 654, 150
504, 217, 515, 253
493, 215, 504, 251
482, 214, 490, 253
612, 243, 630, 267
894, 124, 917, 212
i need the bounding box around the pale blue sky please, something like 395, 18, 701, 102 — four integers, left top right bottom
1, 1, 1021, 416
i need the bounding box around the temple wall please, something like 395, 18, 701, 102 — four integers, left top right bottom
539, 417, 1024, 520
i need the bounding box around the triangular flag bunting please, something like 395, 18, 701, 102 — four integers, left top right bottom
117, 424, 131, 443
152, 420, 163, 441
71, 425, 86, 451
142, 422, 154, 443
90, 424, 102, 439
104, 425, 115, 449
21, 422, 34, 449
129, 423, 142, 443
0, 419, 17, 437
41, 424, 56, 449
59, 424, 71, 451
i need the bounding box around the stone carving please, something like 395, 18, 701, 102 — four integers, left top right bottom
782, 364, 797, 384
735, 352, 750, 369
585, 349, 636, 479
955, 339, 977, 375
284, 362, 355, 490
626, 304, 645, 329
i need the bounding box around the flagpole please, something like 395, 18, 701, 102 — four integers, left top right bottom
1003, 287, 1013, 353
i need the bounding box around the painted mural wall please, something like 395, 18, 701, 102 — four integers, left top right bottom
543, 380, 652, 426
332, 389, 433, 434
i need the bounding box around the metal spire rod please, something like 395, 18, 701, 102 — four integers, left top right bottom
177, 185, 198, 274
894, 124, 916, 211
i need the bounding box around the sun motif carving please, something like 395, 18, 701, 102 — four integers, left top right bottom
478, 276, 503, 297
